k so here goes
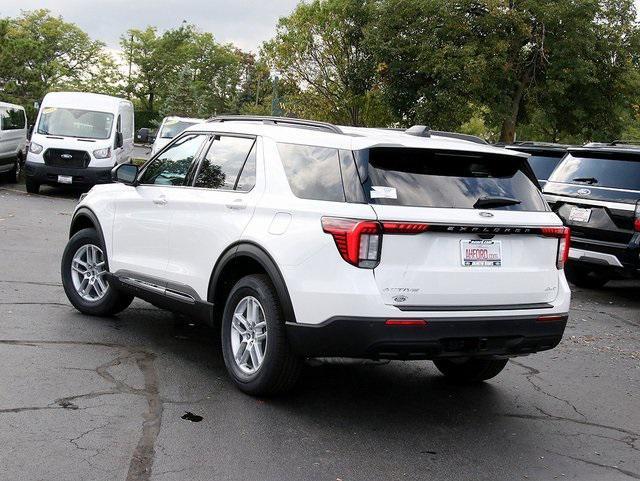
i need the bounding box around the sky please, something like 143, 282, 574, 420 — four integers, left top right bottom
1, 0, 639, 53
0, 0, 300, 53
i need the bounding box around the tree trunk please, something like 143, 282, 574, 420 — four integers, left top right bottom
499, 69, 531, 143
148, 91, 155, 113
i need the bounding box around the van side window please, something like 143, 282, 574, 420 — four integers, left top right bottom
194, 136, 255, 190
1, 108, 25, 130
139, 134, 206, 186
121, 111, 133, 139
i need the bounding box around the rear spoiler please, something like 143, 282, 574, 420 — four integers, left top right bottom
568, 147, 640, 160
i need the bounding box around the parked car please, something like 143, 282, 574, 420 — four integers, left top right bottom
0, 101, 27, 183
544, 141, 640, 287
504, 142, 569, 188
24, 92, 134, 194
149, 116, 203, 156
61, 116, 571, 395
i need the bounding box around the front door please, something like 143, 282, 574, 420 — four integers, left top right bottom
110, 133, 208, 280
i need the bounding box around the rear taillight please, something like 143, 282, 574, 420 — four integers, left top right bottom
321, 217, 429, 268
321, 217, 382, 268
541, 226, 571, 270
634, 200, 640, 232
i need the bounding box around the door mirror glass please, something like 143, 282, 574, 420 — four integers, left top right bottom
115, 131, 124, 148
112, 163, 138, 185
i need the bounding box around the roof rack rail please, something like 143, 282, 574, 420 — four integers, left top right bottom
207, 115, 343, 134
430, 130, 488, 145
611, 140, 640, 146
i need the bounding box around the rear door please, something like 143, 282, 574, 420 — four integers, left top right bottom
164, 134, 262, 297
357, 147, 563, 308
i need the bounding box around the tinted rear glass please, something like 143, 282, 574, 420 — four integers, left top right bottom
362, 148, 547, 211
549, 152, 640, 191
527, 155, 563, 180
277, 143, 345, 202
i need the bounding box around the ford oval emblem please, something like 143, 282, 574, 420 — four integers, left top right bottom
61, 154, 73, 159
577, 188, 591, 196
479, 212, 494, 218
393, 295, 407, 303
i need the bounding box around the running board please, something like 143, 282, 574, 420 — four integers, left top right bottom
105, 270, 214, 324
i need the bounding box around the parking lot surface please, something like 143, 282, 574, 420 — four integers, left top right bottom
0, 184, 638, 481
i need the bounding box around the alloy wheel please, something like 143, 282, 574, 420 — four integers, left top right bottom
230, 296, 268, 374
70, 244, 108, 302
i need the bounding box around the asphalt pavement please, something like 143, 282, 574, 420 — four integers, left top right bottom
0, 183, 638, 481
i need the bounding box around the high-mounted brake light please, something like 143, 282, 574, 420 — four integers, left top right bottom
635, 200, 640, 232
541, 226, 571, 270
321, 218, 430, 268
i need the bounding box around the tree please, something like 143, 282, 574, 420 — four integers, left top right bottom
0, 9, 113, 118
263, 0, 379, 126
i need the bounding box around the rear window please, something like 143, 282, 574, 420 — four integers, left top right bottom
527, 155, 563, 180
549, 152, 640, 191
361, 148, 548, 211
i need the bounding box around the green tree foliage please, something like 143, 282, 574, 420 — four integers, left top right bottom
0, 9, 117, 119
263, 0, 383, 126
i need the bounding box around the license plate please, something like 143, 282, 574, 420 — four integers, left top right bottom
57, 175, 73, 184
568, 206, 592, 223
461, 240, 502, 267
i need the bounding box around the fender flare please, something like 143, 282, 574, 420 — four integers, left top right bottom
69, 207, 110, 270
208, 242, 297, 323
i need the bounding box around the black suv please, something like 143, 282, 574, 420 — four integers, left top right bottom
543, 142, 640, 287
504, 142, 569, 188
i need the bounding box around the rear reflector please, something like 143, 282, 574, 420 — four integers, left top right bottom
541, 226, 571, 269
635, 200, 640, 232
536, 314, 567, 322
385, 319, 427, 326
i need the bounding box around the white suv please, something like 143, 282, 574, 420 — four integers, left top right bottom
61, 116, 571, 395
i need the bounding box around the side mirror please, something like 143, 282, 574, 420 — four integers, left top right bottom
136, 128, 149, 143
28, 124, 34, 140
115, 131, 124, 149
111, 163, 138, 185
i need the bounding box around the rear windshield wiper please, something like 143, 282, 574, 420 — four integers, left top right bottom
473, 196, 522, 209
572, 177, 598, 184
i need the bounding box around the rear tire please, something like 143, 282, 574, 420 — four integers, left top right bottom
25, 178, 40, 194
61, 228, 133, 316
565, 263, 610, 288
433, 358, 508, 382
221, 274, 302, 396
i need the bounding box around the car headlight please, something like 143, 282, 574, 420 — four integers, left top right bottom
93, 147, 111, 159
29, 142, 43, 154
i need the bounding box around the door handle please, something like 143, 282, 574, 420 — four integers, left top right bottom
153, 195, 167, 206
225, 199, 246, 210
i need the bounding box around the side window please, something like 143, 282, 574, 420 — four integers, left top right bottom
139, 134, 205, 186
121, 110, 133, 139
3, 108, 25, 130
236, 143, 257, 192
0, 108, 6, 130
277, 143, 345, 202
194, 135, 255, 190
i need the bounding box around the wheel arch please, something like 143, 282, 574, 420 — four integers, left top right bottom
208, 242, 297, 323
69, 207, 110, 269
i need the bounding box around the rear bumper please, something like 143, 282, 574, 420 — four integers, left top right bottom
24, 160, 112, 186
286, 314, 567, 360
569, 236, 640, 274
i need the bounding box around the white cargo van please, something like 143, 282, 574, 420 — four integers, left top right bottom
24, 92, 134, 194
0, 101, 28, 184
150, 116, 203, 156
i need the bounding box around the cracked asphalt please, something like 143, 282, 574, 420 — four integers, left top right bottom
0, 184, 638, 481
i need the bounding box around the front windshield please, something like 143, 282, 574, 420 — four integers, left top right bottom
159, 120, 198, 139
37, 107, 114, 140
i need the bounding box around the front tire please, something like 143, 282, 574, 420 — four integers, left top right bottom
221, 274, 302, 396
25, 178, 40, 194
61, 228, 133, 316
433, 358, 508, 382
